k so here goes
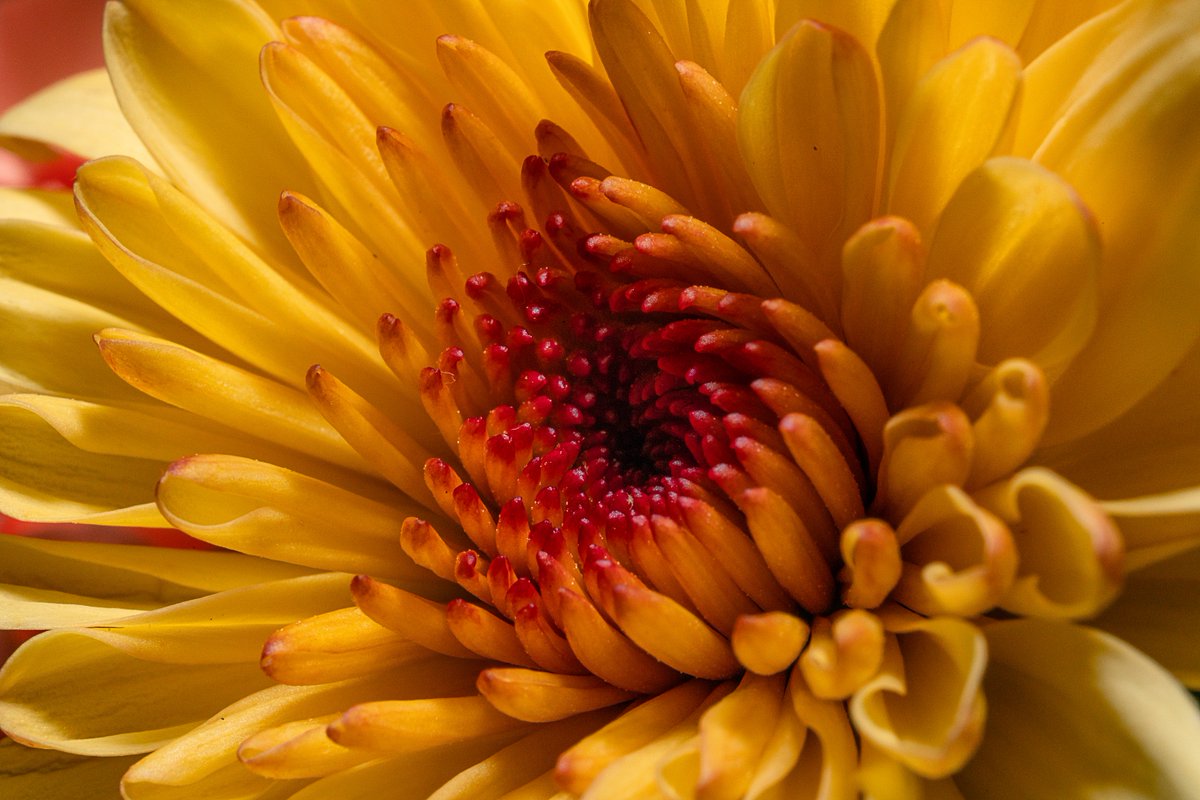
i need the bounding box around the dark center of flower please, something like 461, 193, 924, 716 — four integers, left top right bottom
398, 186, 876, 693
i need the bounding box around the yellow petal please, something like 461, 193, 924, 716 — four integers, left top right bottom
0, 220, 174, 329
0, 737, 139, 800
329, 695, 526, 754
886, 38, 1023, 237
957, 619, 1200, 798
961, 358, 1050, 489
555, 680, 717, 795
876, 0, 950, 156
94, 328, 367, 474
893, 486, 1017, 618
1034, 309, 1200, 499
73, 155, 401, 409
0, 529, 309, 599
0, 631, 273, 756
849, 617, 986, 778
261, 606, 429, 686
946, 0, 1034, 51
1101, 486, 1200, 572
0, 68, 156, 166
838, 216, 925, 392
476, 669, 635, 723
775, 0, 896, 56
799, 610, 885, 701
923, 157, 1100, 379
156, 454, 423, 580
237, 714, 372, 779
280, 739, 525, 800
350, 575, 474, 659
1092, 545, 1200, 689
1031, 0, 1200, 443
0, 277, 146, 401
697, 671, 787, 800
429, 711, 616, 800
786, 669, 858, 800
54, 573, 349, 665
608, 580, 739, 680
0, 393, 369, 497
103, 0, 316, 261
276, 190, 433, 340
738, 18, 881, 266
0, 188, 78, 227
589, 0, 725, 221
975, 467, 1123, 619
0, 396, 166, 523
120, 668, 454, 799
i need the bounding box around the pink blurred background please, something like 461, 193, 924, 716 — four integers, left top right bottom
0, 0, 107, 184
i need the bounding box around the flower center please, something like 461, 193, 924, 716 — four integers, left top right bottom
401, 194, 874, 696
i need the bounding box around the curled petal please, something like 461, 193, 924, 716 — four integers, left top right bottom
850, 614, 987, 778
893, 486, 1017, 618
975, 467, 1124, 619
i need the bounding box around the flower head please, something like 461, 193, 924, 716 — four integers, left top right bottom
2, 0, 1200, 797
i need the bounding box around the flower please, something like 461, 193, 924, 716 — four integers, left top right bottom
3, 0, 1200, 797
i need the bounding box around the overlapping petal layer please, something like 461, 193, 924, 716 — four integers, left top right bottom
2, 0, 1199, 798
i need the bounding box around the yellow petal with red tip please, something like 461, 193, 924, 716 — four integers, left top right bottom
156, 454, 422, 580
261, 607, 428, 686
608, 582, 740, 680
350, 575, 474, 659
476, 669, 635, 723
445, 600, 538, 668
557, 589, 682, 694
328, 695, 527, 753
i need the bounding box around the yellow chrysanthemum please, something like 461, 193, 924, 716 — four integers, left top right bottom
3, 0, 1200, 797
